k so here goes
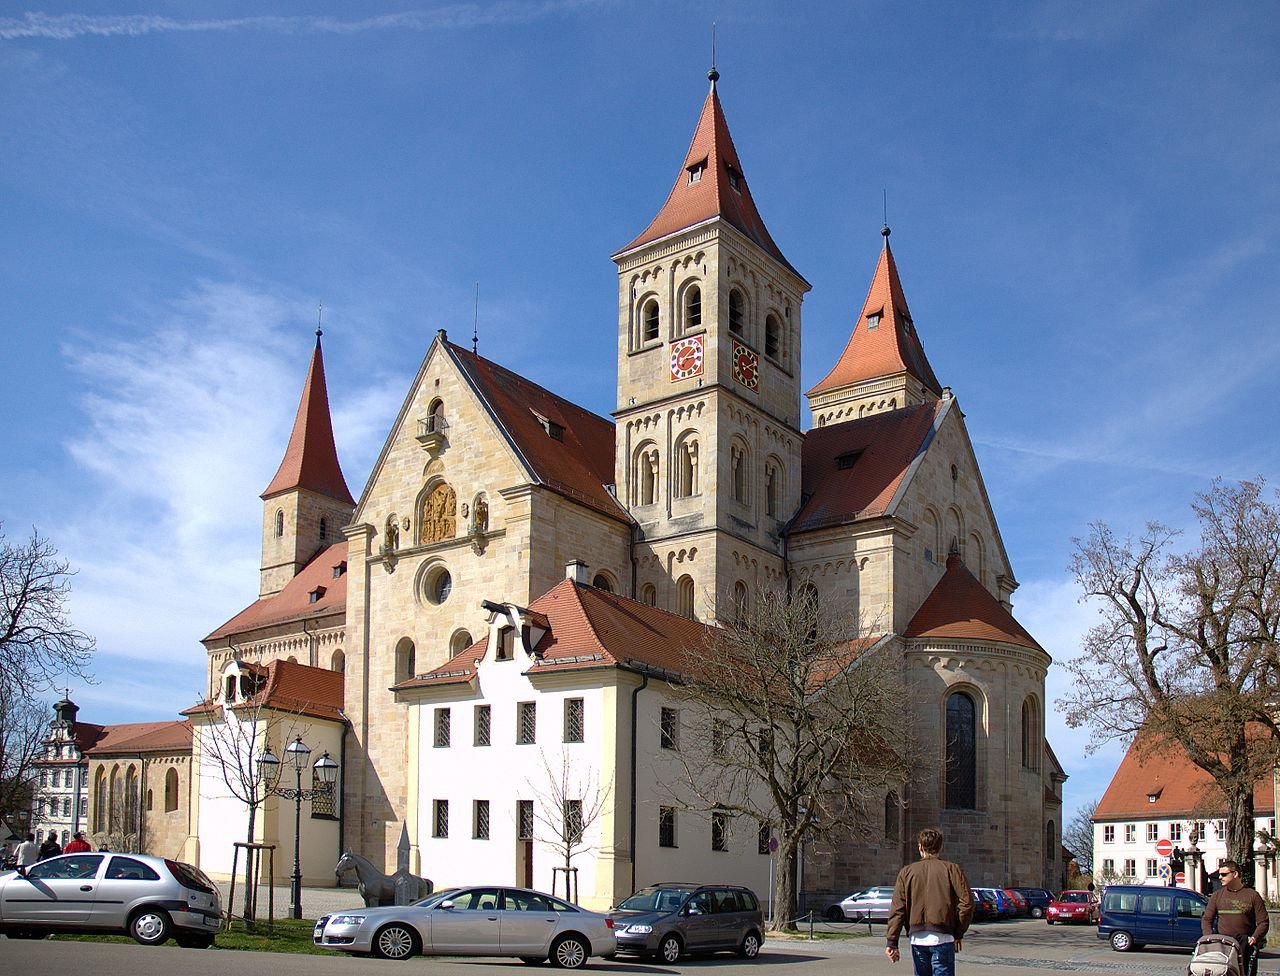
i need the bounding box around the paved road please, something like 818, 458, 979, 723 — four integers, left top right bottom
4, 919, 1273, 976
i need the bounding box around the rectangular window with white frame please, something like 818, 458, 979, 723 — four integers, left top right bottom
1125, 824, 1136, 843
1216, 820, 1227, 840
1104, 825, 1115, 843
1124, 858, 1136, 878
1103, 858, 1115, 874
1170, 822, 1182, 842
1146, 823, 1158, 842
1146, 858, 1158, 877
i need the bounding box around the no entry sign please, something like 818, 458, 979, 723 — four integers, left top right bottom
1156, 838, 1174, 857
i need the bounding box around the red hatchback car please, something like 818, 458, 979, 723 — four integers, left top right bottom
1046, 890, 1099, 925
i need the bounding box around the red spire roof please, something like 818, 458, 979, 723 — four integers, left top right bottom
617, 79, 801, 279
262, 334, 354, 504
808, 232, 942, 397
905, 554, 1041, 651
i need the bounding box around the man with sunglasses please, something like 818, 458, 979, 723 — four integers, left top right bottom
1203, 860, 1268, 976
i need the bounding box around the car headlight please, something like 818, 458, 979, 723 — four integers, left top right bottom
329, 914, 368, 926
625, 924, 652, 935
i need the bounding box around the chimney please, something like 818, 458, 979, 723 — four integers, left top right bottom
565, 560, 590, 584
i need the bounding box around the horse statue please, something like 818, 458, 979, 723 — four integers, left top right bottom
335, 850, 433, 907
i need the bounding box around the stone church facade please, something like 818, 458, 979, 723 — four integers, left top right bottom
195, 73, 1063, 904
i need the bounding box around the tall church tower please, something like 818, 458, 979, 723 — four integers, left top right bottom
807, 226, 943, 427
611, 71, 810, 621
259, 329, 355, 597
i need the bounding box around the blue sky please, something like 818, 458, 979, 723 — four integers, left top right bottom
2, 1, 1277, 828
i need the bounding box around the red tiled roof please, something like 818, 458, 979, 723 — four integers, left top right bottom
1095, 734, 1275, 820
84, 720, 192, 756
397, 579, 716, 689
448, 343, 628, 524
262, 334, 355, 504
904, 554, 1041, 651
204, 543, 348, 641
185, 659, 345, 723
616, 79, 802, 280
791, 402, 942, 532
808, 234, 942, 398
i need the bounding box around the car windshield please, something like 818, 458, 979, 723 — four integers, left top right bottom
416, 887, 459, 908
1060, 892, 1088, 903
618, 887, 695, 912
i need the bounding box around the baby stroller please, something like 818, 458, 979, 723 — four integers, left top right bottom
1188, 935, 1247, 976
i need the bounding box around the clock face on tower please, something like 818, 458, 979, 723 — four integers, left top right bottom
732, 341, 759, 390
669, 335, 704, 381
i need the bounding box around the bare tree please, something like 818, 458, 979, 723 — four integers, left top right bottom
0, 687, 46, 835
0, 525, 96, 697
525, 751, 613, 902
194, 692, 302, 929
1060, 479, 1280, 885
1062, 798, 1098, 873
662, 585, 917, 930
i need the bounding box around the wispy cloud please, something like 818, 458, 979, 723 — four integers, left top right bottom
0, 3, 609, 41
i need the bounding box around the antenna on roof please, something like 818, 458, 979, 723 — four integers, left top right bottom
472, 282, 480, 354
708, 23, 719, 84
316, 303, 324, 339
881, 189, 891, 240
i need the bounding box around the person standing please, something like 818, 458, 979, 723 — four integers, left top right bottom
63, 831, 91, 854
38, 830, 62, 860
16, 832, 40, 867
1203, 860, 1268, 976
886, 828, 974, 976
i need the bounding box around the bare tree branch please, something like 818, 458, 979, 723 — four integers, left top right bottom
0, 687, 47, 833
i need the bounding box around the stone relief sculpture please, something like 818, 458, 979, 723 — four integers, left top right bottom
419, 483, 457, 544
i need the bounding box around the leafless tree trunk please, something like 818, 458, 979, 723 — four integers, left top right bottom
1062, 798, 1098, 873
0, 524, 95, 697
526, 750, 612, 901
0, 687, 46, 833
1061, 479, 1280, 885
661, 584, 918, 930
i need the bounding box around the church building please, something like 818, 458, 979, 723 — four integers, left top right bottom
193, 72, 1064, 910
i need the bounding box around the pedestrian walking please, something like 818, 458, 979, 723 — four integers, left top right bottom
886, 827, 974, 976
16, 832, 40, 867
38, 830, 62, 860
1203, 859, 1268, 976
63, 831, 91, 854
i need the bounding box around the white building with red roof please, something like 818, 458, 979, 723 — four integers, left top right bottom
192, 70, 1064, 908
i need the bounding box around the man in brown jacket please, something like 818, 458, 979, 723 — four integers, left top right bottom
886, 828, 974, 976
1203, 860, 1268, 976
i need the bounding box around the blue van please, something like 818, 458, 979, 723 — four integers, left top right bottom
1097, 884, 1207, 951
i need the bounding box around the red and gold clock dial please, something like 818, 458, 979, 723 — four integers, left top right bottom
732, 341, 759, 390
670, 336, 704, 381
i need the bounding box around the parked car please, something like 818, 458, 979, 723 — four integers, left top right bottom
1096, 884, 1207, 951
609, 882, 764, 962
829, 885, 895, 922
970, 888, 999, 921
1003, 889, 1030, 917
975, 887, 1015, 918
0, 852, 221, 946
314, 885, 615, 966
1014, 887, 1053, 919
1046, 890, 1099, 925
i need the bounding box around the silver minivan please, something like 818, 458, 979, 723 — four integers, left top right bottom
610, 883, 764, 962
0, 852, 222, 946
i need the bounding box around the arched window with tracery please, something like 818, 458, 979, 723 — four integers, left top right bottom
945, 691, 977, 810
674, 435, 699, 497
677, 575, 695, 619
93, 768, 106, 832
634, 444, 659, 506
642, 298, 660, 343
418, 482, 457, 543
1021, 696, 1040, 770
683, 284, 702, 333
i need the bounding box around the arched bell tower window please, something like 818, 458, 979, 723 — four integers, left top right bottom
1021, 696, 1040, 771
765, 460, 781, 518
674, 434, 699, 498
319, 517, 327, 541
640, 583, 657, 607
684, 285, 702, 332
642, 299, 660, 343
728, 289, 746, 337
733, 580, 749, 623
634, 443, 659, 506
395, 637, 416, 684
730, 441, 750, 505
765, 313, 782, 360
592, 573, 614, 593
945, 691, 977, 810
275, 509, 284, 537
677, 575, 695, 619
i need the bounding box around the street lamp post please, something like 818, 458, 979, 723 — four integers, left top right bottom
257, 736, 339, 920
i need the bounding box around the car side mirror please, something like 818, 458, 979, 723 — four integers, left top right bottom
439, 900, 454, 911
687, 905, 702, 916
15, 866, 26, 878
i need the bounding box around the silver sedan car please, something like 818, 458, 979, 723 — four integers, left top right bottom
0, 852, 222, 946
829, 885, 895, 922
314, 885, 617, 967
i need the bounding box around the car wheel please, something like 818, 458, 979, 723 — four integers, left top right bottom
658, 933, 683, 964
1109, 930, 1134, 952
373, 923, 419, 960
175, 933, 215, 949
738, 931, 761, 959
825, 906, 844, 922
550, 935, 589, 970
129, 908, 172, 946
1031, 907, 1044, 919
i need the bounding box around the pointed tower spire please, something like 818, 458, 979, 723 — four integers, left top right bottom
615, 73, 800, 278
807, 229, 943, 425
262, 331, 354, 505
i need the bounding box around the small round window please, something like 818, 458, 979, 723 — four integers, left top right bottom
427, 568, 452, 605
